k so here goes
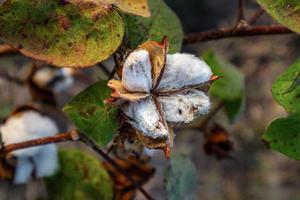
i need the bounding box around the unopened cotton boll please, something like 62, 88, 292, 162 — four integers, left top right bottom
122, 97, 168, 139
158, 90, 211, 123
0, 110, 59, 184
157, 53, 212, 90
122, 49, 152, 93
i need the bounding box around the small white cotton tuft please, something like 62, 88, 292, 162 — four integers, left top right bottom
122, 97, 168, 139
32, 144, 58, 178
157, 53, 212, 90
0, 110, 59, 184
13, 157, 34, 184
158, 90, 211, 123
0, 111, 59, 157
122, 50, 152, 93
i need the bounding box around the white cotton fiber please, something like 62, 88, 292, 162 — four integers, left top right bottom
122, 50, 152, 93
122, 97, 168, 139
157, 53, 212, 90
0, 110, 59, 184
158, 90, 211, 123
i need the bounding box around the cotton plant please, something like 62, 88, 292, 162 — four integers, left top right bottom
0, 106, 59, 184
106, 37, 217, 152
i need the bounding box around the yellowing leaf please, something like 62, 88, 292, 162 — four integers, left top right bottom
0, 0, 124, 67
71, 0, 151, 17
139, 37, 169, 87
109, 0, 151, 17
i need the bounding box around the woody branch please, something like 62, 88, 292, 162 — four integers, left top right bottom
0, 130, 154, 200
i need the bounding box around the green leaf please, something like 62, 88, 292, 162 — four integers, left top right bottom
63, 81, 118, 147
257, 0, 299, 33
272, 58, 300, 113
124, 0, 183, 53
45, 150, 113, 200
224, 97, 245, 123
263, 114, 300, 160
165, 154, 199, 200
0, 0, 124, 67
202, 50, 245, 122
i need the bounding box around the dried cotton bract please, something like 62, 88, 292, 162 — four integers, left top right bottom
0, 107, 59, 184
106, 37, 216, 151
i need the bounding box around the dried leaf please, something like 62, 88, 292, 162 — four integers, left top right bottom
106, 80, 149, 104
103, 155, 155, 200
204, 124, 234, 160
0, 156, 15, 181
139, 37, 169, 88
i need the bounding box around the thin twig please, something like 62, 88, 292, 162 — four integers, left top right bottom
0, 44, 17, 55
1, 130, 153, 200
237, 0, 245, 23
248, 8, 265, 25
2, 131, 80, 153
184, 25, 293, 44
78, 133, 154, 200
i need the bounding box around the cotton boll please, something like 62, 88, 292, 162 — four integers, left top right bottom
33, 67, 74, 92
32, 144, 58, 178
157, 53, 212, 91
158, 90, 211, 123
52, 68, 74, 92
0, 111, 59, 157
122, 97, 168, 139
13, 157, 34, 184
122, 50, 152, 93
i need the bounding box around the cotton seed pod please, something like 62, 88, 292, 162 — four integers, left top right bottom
107, 38, 216, 151
0, 108, 59, 184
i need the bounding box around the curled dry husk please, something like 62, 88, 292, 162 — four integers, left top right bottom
106, 37, 216, 152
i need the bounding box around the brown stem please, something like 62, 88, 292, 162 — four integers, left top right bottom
237, 0, 245, 23
1, 130, 153, 200
184, 25, 293, 44
0, 44, 17, 55
2, 130, 80, 154
248, 8, 265, 25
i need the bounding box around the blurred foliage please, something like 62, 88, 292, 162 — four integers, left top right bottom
63, 81, 118, 147
203, 50, 245, 123
125, 0, 183, 53
164, 154, 198, 200
45, 149, 113, 200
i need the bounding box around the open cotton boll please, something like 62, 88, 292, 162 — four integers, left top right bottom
0, 111, 59, 157
158, 90, 211, 123
0, 110, 59, 184
14, 157, 34, 184
122, 97, 168, 139
32, 144, 58, 178
122, 49, 152, 93
157, 53, 212, 90
52, 68, 74, 92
